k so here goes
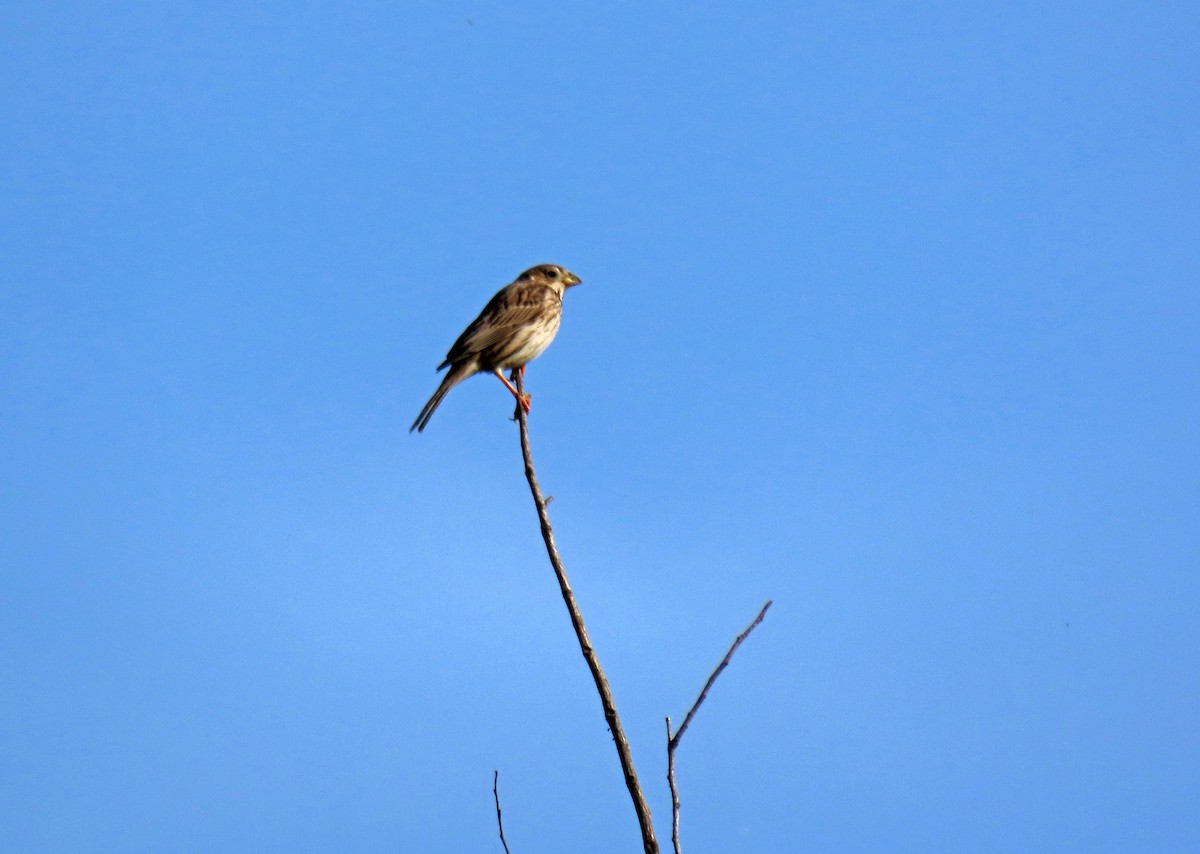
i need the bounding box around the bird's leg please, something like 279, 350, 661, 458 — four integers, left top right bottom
508, 368, 530, 421
493, 368, 532, 414
510, 366, 530, 418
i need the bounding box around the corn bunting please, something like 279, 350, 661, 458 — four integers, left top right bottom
410, 264, 582, 433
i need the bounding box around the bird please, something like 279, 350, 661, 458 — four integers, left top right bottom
410, 264, 582, 433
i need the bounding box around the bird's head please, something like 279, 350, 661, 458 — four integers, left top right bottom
518, 264, 582, 290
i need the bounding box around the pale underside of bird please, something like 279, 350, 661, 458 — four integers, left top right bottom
410, 263, 582, 433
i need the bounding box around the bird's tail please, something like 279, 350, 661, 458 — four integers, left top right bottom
410, 364, 471, 433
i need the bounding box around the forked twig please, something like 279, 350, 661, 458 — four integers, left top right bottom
492, 770, 511, 854
666, 600, 773, 854
512, 370, 660, 854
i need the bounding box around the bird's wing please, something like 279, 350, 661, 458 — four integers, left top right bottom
441, 283, 558, 365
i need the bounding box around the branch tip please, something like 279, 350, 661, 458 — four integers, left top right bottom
492, 770, 511, 854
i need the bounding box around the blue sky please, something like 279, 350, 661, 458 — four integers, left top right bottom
2, 2, 1197, 851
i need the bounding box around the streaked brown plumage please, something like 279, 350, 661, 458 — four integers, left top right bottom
410, 264, 582, 433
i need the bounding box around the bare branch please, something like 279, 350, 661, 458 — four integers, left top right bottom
665, 718, 682, 854
512, 370, 660, 854
492, 770, 511, 854
666, 600, 773, 853
669, 600, 772, 750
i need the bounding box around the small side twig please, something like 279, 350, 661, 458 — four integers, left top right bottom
666, 600, 772, 854
493, 770, 511, 854
512, 370, 660, 854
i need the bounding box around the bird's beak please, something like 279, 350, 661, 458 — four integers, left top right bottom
564, 272, 582, 287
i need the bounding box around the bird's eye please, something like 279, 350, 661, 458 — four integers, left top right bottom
546, 268, 559, 279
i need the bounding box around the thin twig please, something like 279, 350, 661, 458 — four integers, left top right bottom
492, 770, 511, 854
665, 717, 682, 854
669, 600, 772, 750
666, 600, 773, 853
512, 370, 659, 854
